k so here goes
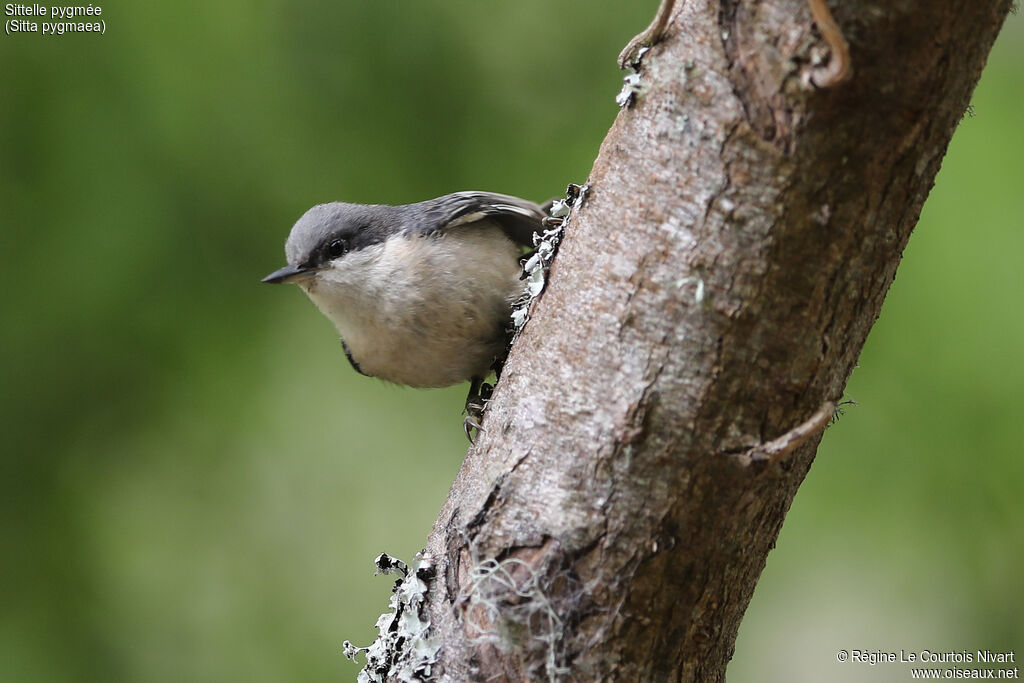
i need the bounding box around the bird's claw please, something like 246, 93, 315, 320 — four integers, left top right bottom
463, 381, 493, 443
463, 414, 484, 444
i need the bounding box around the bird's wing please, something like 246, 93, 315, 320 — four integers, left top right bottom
403, 191, 546, 248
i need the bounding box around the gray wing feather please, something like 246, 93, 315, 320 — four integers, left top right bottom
402, 191, 546, 247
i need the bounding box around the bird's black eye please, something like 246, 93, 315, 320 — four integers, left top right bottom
326, 238, 348, 259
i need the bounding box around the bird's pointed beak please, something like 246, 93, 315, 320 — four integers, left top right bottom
261, 263, 311, 284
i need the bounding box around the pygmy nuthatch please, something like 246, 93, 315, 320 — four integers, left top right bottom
263, 191, 547, 434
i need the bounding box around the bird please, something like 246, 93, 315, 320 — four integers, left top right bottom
262, 191, 547, 437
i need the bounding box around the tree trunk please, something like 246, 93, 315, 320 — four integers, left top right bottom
408, 1, 1011, 681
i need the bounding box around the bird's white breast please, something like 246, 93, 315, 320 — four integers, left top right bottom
300, 222, 524, 388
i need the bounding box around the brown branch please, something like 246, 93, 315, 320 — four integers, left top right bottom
380, 1, 1016, 681
618, 0, 678, 68
738, 401, 835, 465
806, 0, 851, 87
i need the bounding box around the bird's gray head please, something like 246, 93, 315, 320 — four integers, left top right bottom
262, 202, 398, 284
263, 192, 547, 286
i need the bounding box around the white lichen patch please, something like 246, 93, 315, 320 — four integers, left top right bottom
616, 46, 650, 108
343, 552, 440, 683
676, 275, 706, 304
511, 183, 589, 333
616, 70, 644, 108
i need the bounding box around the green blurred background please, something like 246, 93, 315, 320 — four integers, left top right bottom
1, 2, 1020, 681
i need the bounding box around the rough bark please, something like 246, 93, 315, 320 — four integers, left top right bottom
416, 1, 1012, 681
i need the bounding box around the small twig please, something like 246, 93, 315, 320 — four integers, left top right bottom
806, 0, 851, 87
618, 0, 678, 69
742, 401, 835, 464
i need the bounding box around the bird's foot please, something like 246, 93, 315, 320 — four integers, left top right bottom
463, 380, 494, 443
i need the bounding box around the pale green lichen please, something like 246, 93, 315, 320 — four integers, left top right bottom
461, 556, 579, 683
616, 46, 650, 108
343, 552, 440, 682
511, 184, 589, 332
